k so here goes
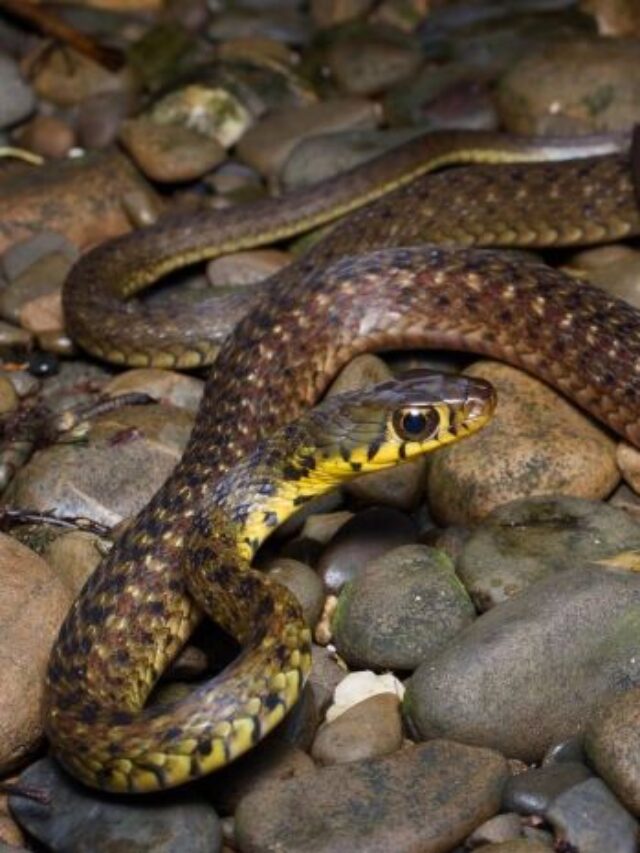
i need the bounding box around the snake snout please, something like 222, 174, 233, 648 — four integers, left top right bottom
463, 377, 497, 423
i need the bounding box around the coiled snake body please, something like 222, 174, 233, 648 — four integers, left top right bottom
47, 130, 640, 791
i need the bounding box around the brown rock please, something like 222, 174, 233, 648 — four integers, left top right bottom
0, 150, 161, 253
478, 843, 553, 852
585, 687, 640, 814
0, 788, 25, 847
311, 0, 373, 28
0, 533, 73, 773
581, 0, 640, 35
427, 361, 619, 525
28, 46, 135, 108
237, 98, 380, 180
43, 530, 106, 597
311, 693, 403, 765
104, 368, 204, 414
235, 740, 508, 853
207, 741, 315, 815
266, 558, 324, 628
0, 375, 18, 415
206, 249, 291, 287
15, 114, 75, 160
326, 32, 423, 96
19, 289, 63, 334
497, 37, 640, 135
120, 116, 226, 183
617, 443, 640, 493
6, 404, 194, 527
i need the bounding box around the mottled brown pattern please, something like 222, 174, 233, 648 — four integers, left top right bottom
48, 132, 640, 792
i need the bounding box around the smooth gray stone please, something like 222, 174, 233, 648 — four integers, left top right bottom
9, 758, 221, 853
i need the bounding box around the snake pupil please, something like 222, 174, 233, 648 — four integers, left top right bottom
394, 407, 439, 441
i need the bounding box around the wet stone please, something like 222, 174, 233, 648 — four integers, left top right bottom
325, 671, 404, 723
317, 506, 417, 593
333, 544, 475, 670
326, 28, 423, 96
427, 361, 619, 526
120, 115, 227, 183
206, 741, 315, 815
502, 762, 592, 816
9, 757, 222, 853
465, 812, 523, 847
104, 368, 204, 414
543, 736, 586, 766
235, 740, 508, 853
266, 558, 324, 628
280, 127, 426, 191
404, 564, 640, 762
307, 644, 347, 715
0, 533, 73, 773
237, 98, 380, 180
457, 496, 640, 610
546, 777, 638, 852
497, 36, 640, 134
6, 403, 194, 527
0, 54, 35, 129
311, 692, 403, 765
585, 686, 640, 813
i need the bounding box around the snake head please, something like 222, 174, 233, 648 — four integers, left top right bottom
301, 368, 497, 479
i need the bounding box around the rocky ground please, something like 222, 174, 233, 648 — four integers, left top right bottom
1, 0, 640, 851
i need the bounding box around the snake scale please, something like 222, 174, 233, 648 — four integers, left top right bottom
47, 130, 640, 792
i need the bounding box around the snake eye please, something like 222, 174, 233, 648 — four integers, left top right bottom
392, 407, 440, 441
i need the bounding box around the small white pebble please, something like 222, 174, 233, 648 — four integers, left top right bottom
325, 671, 404, 722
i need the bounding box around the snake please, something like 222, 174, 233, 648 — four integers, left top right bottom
46, 129, 640, 792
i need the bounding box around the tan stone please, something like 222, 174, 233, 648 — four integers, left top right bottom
19, 290, 63, 334
427, 360, 619, 525
312, 693, 403, 765
0, 533, 73, 773
44, 530, 106, 597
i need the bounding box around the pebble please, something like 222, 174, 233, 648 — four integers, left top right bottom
120, 116, 227, 183
543, 735, 586, 766
569, 245, 640, 309
497, 36, 640, 134
0, 321, 31, 350
502, 761, 592, 815
300, 510, 352, 546
404, 564, 640, 762
15, 114, 76, 160
457, 496, 640, 610
307, 648, 345, 717
206, 249, 291, 286
326, 29, 423, 96
333, 544, 475, 670
19, 289, 64, 335
280, 127, 426, 191
9, 757, 222, 853
0, 533, 73, 773
150, 83, 254, 150
317, 506, 417, 592
0, 789, 26, 848
76, 90, 136, 150
208, 7, 310, 44
0, 54, 35, 129
325, 670, 404, 722
237, 98, 380, 180
2, 370, 39, 399
311, 692, 403, 765
326, 354, 426, 509
584, 0, 640, 35
465, 812, 523, 846
585, 686, 640, 813
43, 530, 106, 597
546, 777, 638, 852
0, 150, 161, 254
36, 330, 75, 356
477, 843, 553, 853
104, 368, 205, 413
0, 231, 78, 282
310, 0, 373, 28
0, 375, 18, 414
29, 45, 134, 108
427, 361, 619, 525
6, 403, 194, 527
0, 252, 72, 326
266, 558, 324, 627
235, 740, 508, 853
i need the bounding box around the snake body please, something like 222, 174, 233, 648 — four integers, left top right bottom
48, 131, 640, 791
